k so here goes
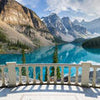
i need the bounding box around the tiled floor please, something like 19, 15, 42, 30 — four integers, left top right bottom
0, 85, 100, 100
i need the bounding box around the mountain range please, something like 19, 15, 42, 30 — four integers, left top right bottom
73, 18, 100, 34
42, 13, 97, 42
73, 18, 100, 48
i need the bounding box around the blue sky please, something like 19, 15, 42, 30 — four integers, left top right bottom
16, 0, 100, 21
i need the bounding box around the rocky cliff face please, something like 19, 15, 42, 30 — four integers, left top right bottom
62, 17, 87, 38
0, 0, 54, 51
43, 14, 67, 35
0, 0, 47, 30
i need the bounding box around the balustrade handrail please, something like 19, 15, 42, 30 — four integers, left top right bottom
0, 62, 100, 88
0, 63, 100, 68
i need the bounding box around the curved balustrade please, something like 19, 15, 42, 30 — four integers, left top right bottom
0, 62, 100, 88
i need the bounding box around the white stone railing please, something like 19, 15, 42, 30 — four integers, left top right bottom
0, 62, 100, 88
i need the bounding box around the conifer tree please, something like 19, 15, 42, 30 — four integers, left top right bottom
22, 49, 26, 63
50, 44, 61, 79
22, 49, 26, 76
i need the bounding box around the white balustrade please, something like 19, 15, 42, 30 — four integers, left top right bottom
81, 63, 91, 87
0, 62, 100, 88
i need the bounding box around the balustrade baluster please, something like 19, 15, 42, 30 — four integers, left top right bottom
19, 66, 22, 85
54, 66, 57, 84
47, 66, 50, 84
61, 66, 64, 84
92, 67, 97, 87
75, 67, 79, 85
33, 66, 36, 84
40, 66, 43, 84
81, 63, 91, 87
1, 67, 5, 86
68, 66, 71, 84
26, 66, 29, 84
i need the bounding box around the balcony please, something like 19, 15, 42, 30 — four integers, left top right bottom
0, 62, 100, 100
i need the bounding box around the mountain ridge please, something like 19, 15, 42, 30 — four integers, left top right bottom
73, 17, 100, 34
42, 13, 89, 42
0, 0, 54, 53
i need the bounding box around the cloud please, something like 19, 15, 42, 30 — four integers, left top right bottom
16, 0, 39, 8
46, 0, 100, 20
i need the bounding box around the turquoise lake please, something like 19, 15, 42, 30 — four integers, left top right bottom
0, 43, 100, 80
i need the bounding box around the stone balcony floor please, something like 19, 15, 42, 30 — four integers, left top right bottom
0, 85, 100, 100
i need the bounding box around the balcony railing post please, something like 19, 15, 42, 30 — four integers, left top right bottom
54, 66, 57, 84
75, 67, 79, 85
81, 63, 91, 87
68, 66, 71, 84
26, 66, 29, 84
92, 67, 97, 87
47, 66, 50, 84
7, 62, 16, 87
40, 66, 43, 84
1, 67, 5, 86
33, 66, 36, 84
61, 66, 64, 84
19, 67, 22, 85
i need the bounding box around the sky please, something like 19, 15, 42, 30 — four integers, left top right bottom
16, 0, 100, 21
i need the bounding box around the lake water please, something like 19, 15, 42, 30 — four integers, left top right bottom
0, 43, 100, 80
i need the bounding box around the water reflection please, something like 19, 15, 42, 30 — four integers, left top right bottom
0, 43, 100, 64
83, 48, 100, 55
